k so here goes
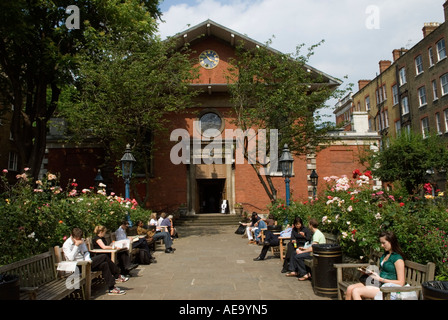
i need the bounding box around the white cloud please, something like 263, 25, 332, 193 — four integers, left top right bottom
158, 0, 445, 116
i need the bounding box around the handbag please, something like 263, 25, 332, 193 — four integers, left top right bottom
235, 224, 245, 235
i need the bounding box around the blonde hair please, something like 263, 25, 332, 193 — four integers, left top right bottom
150, 212, 157, 219
94, 225, 107, 235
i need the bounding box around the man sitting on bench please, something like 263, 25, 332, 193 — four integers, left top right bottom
63, 227, 128, 295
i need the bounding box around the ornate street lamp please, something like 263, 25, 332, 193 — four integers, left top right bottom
310, 169, 318, 199
279, 143, 294, 206
120, 144, 136, 226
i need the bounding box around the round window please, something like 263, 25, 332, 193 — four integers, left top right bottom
199, 112, 222, 137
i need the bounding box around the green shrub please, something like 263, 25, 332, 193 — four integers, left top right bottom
269, 171, 448, 280
0, 169, 151, 265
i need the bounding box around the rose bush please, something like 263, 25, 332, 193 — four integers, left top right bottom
269, 171, 448, 280
0, 169, 152, 265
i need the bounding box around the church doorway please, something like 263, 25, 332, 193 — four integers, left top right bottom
197, 179, 225, 213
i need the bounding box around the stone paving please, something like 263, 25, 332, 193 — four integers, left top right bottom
91, 224, 333, 301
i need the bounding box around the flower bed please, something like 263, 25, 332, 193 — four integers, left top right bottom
269, 170, 448, 280
0, 169, 152, 265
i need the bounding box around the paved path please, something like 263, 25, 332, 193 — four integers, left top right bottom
92, 225, 332, 300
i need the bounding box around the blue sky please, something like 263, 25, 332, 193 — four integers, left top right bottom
157, 0, 446, 119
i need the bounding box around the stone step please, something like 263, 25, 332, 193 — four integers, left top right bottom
175, 214, 242, 226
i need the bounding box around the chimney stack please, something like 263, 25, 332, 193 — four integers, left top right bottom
444, 1, 448, 23
392, 48, 408, 61
379, 60, 391, 73
358, 80, 370, 90
422, 22, 440, 38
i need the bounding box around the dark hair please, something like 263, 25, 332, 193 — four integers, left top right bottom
251, 212, 259, 224
71, 227, 83, 239
379, 231, 406, 260
292, 217, 304, 230
308, 218, 319, 229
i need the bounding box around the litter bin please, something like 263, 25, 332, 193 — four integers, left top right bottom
0, 274, 20, 300
422, 281, 448, 300
312, 244, 342, 298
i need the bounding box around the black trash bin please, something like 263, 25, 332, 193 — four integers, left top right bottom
0, 274, 20, 300
311, 244, 342, 298
422, 281, 448, 300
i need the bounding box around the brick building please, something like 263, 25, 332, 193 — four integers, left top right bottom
345, 1, 448, 144
44, 20, 378, 215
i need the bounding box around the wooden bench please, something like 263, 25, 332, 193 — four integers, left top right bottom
53, 246, 102, 300
0, 249, 88, 300
334, 252, 436, 300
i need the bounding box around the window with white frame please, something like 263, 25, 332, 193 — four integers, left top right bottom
415, 55, 423, 75
395, 120, 401, 136
444, 109, 448, 132
418, 86, 427, 107
436, 113, 442, 134
368, 118, 373, 132
365, 96, 370, 111
432, 80, 438, 100
399, 67, 407, 86
8, 152, 18, 171
441, 73, 448, 96
421, 117, 430, 138
428, 47, 435, 67
437, 39, 446, 61
401, 96, 409, 115
392, 84, 399, 105
403, 124, 411, 135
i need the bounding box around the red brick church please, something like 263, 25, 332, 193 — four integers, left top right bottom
45, 20, 380, 215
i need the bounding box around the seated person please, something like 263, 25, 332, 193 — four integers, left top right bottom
253, 218, 267, 244
287, 218, 326, 280
282, 217, 312, 273
161, 214, 178, 239
253, 228, 280, 261
116, 220, 156, 262
136, 220, 176, 253
63, 227, 128, 295
92, 225, 137, 276
241, 212, 261, 244
254, 214, 277, 244
148, 212, 163, 232
345, 231, 406, 300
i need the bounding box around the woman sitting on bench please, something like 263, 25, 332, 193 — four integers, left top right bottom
345, 231, 406, 300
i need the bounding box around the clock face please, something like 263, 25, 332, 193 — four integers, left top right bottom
199, 50, 219, 69
199, 112, 222, 137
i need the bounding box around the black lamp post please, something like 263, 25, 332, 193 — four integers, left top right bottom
279, 143, 294, 206
120, 144, 136, 226
94, 169, 104, 189
310, 169, 318, 199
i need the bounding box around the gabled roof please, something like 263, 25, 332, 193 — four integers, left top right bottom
170, 19, 342, 88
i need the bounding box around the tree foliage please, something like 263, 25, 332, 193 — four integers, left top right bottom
226, 40, 344, 201
60, 24, 200, 205
0, 0, 162, 179
366, 132, 448, 194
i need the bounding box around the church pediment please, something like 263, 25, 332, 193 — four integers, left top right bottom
171, 19, 341, 88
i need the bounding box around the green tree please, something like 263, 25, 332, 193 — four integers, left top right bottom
60, 28, 199, 205
366, 132, 448, 194
226, 40, 344, 201
0, 0, 162, 180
